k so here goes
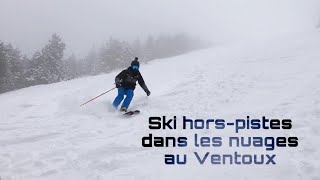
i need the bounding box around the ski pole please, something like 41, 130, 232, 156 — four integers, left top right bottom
80, 87, 116, 106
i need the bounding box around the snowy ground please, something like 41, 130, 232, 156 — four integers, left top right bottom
0, 31, 320, 180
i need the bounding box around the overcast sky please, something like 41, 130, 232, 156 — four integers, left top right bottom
0, 0, 319, 57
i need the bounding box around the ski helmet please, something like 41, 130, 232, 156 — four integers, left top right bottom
131, 57, 140, 67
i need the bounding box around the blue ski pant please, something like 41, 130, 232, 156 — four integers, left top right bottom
112, 87, 134, 109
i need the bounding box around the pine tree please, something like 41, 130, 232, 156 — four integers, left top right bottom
4, 44, 24, 89
0, 42, 24, 92
84, 46, 99, 75
99, 38, 133, 72
25, 51, 45, 86
64, 53, 80, 79
132, 38, 143, 61
41, 33, 66, 83
26, 34, 66, 85
144, 35, 156, 61
119, 41, 134, 67
0, 41, 7, 93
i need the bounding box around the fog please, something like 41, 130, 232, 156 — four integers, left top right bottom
0, 0, 319, 57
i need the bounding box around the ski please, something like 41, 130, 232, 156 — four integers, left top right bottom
123, 110, 140, 116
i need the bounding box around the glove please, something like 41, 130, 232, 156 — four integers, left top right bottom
115, 77, 122, 88
146, 90, 151, 96
115, 82, 122, 88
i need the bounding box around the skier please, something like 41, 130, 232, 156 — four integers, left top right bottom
112, 57, 151, 112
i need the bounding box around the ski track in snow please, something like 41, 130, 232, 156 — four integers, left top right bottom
0, 32, 320, 179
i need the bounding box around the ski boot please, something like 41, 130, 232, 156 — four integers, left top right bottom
120, 107, 127, 112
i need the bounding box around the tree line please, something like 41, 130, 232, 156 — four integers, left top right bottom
0, 33, 208, 94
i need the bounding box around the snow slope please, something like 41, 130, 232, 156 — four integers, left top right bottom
0, 31, 320, 180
